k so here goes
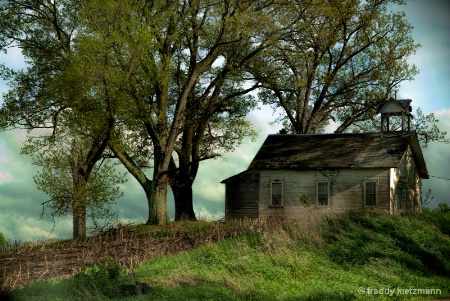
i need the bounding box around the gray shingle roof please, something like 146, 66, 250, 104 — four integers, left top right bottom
247, 133, 428, 178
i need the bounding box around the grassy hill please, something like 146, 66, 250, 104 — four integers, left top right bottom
2, 211, 450, 301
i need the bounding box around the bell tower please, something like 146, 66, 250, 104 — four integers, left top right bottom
377, 98, 412, 137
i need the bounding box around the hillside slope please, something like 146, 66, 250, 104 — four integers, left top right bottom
3, 211, 450, 301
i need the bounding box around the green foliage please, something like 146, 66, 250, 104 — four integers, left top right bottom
3, 0, 438, 229
80, 256, 121, 280
419, 210, 450, 236
0, 232, 6, 247
26, 137, 127, 232
244, 230, 263, 249
435, 203, 450, 213
71, 0, 268, 223
299, 192, 310, 207
0, 0, 80, 131
0, 0, 123, 238
72, 256, 144, 299
347, 107, 449, 146
414, 108, 450, 146
250, 0, 419, 134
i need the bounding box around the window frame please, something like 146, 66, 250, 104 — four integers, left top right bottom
270, 180, 284, 207
364, 180, 378, 206
316, 181, 330, 207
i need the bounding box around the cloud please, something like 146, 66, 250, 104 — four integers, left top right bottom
0, 130, 72, 241
0, 212, 70, 243
0, 48, 28, 107
0, 170, 12, 183
194, 203, 224, 221
247, 104, 283, 135
435, 108, 450, 119
114, 171, 149, 220
420, 108, 450, 207
393, 0, 450, 113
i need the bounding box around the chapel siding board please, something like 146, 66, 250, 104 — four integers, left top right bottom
258, 169, 391, 218
222, 132, 428, 220
259, 205, 335, 219
331, 169, 390, 209
259, 170, 316, 209
390, 146, 420, 210
225, 171, 259, 220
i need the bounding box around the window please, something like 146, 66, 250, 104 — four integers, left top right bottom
316, 181, 329, 206
364, 181, 377, 206
397, 185, 411, 209
271, 182, 283, 207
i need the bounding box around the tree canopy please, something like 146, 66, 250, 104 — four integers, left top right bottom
25, 135, 126, 234
2, 0, 445, 232
78, 0, 277, 224
0, 0, 120, 239
249, 0, 419, 134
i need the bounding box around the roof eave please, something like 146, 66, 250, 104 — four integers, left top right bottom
409, 134, 429, 179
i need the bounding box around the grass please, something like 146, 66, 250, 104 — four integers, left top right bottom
2, 211, 450, 301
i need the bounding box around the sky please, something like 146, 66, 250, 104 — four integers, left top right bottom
1, 0, 450, 242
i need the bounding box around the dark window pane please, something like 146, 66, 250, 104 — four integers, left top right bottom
365, 182, 376, 206
318, 182, 328, 206
366, 194, 376, 206
272, 183, 282, 206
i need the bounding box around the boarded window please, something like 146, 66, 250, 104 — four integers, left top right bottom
271, 182, 283, 206
398, 186, 410, 209
317, 181, 329, 206
365, 181, 377, 206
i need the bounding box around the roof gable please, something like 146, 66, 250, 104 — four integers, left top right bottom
377, 98, 412, 115
248, 133, 428, 178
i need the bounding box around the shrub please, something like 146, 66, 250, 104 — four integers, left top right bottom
73, 256, 123, 298
436, 202, 450, 213
0, 232, 6, 247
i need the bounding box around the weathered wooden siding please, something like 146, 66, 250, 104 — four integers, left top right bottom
225, 171, 259, 220
390, 146, 420, 212
258, 169, 390, 218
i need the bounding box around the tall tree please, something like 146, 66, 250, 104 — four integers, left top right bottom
169, 70, 258, 220
167, 1, 285, 219
0, 0, 117, 239
249, 0, 419, 134
23, 134, 126, 235
81, 0, 278, 224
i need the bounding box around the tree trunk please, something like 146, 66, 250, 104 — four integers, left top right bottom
110, 143, 170, 225
171, 173, 196, 221
71, 168, 88, 240
72, 181, 87, 241
109, 144, 168, 224
147, 173, 170, 225
71, 140, 88, 240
